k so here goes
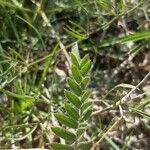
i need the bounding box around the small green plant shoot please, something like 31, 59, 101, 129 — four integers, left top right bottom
50, 43, 92, 150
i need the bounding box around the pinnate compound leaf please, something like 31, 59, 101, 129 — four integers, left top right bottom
55, 113, 78, 129
80, 61, 92, 76
51, 44, 92, 149
67, 77, 82, 96
65, 90, 82, 108
77, 141, 93, 150
71, 65, 82, 83
80, 55, 89, 69
51, 143, 75, 150
65, 103, 79, 120
51, 127, 76, 141
70, 53, 80, 69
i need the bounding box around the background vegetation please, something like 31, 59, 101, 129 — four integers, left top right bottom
0, 0, 150, 149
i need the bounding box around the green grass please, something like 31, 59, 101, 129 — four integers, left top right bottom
0, 0, 150, 149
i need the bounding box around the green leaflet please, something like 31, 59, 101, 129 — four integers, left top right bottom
65, 90, 82, 108
80, 61, 92, 76
80, 55, 89, 69
81, 101, 92, 112
71, 65, 82, 83
77, 141, 93, 150
71, 42, 81, 61
50, 143, 75, 150
70, 53, 80, 69
67, 77, 82, 96
65, 103, 79, 120
51, 127, 76, 141
77, 127, 86, 138
81, 90, 91, 102
54, 113, 78, 129
81, 107, 92, 121
81, 77, 90, 89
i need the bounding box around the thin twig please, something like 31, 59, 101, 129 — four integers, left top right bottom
121, 72, 150, 102
92, 72, 150, 117
92, 105, 113, 117
91, 117, 124, 150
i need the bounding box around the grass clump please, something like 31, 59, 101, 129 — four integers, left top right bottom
0, 0, 150, 149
